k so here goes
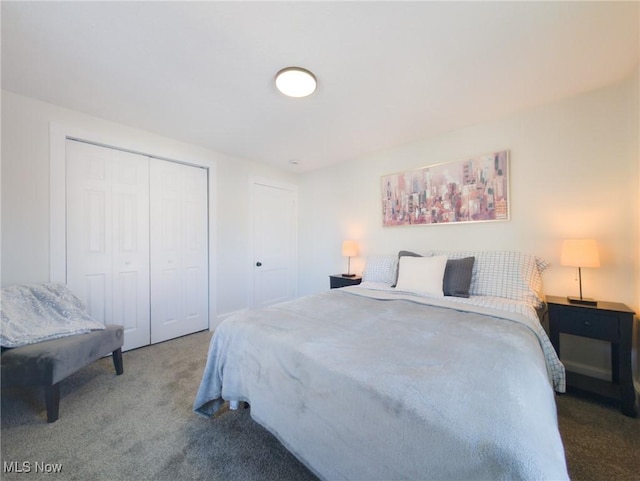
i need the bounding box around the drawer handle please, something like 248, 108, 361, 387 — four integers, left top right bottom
584, 321, 592, 326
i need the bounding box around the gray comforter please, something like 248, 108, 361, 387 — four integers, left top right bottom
194, 287, 568, 480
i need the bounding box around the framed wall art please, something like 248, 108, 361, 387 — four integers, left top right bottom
381, 150, 509, 226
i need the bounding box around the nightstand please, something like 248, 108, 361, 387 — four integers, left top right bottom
329, 274, 362, 289
547, 295, 637, 417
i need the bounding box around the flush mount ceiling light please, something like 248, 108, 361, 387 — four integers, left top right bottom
275, 67, 317, 98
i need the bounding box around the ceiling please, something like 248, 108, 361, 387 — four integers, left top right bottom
2, 1, 638, 172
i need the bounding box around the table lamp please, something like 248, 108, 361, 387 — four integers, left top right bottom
342, 240, 359, 277
560, 239, 600, 306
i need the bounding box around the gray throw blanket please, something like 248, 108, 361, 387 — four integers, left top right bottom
1, 283, 105, 348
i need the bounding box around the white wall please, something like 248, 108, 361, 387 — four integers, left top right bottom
0, 90, 298, 323
299, 72, 640, 381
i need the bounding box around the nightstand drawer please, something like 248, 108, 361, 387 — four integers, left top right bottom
554, 309, 619, 341
329, 274, 362, 289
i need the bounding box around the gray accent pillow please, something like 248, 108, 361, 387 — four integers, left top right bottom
443, 257, 475, 298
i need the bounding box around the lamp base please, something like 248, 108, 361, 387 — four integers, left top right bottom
341, 273, 356, 278
567, 296, 597, 306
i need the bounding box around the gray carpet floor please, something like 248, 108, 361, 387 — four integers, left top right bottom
2, 330, 639, 480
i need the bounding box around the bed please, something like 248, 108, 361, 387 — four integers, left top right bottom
194, 251, 569, 480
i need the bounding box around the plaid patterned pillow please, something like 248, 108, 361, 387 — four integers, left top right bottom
362, 255, 398, 285
430, 250, 549, 307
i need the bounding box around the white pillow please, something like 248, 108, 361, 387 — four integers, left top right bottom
362, 255, 398, 285
395, 255, 448, 297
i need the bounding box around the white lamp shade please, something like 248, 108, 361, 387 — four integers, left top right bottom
342, 240, 358, 257
560, 239, 600, 268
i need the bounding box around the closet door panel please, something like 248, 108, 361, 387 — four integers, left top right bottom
66, 140, 151, 351
110, 150, 151, 350
182, 165, 209, 332
66, 141, 114, 325
150, 160, 208, 343
83, 274, 109, 323
159, 267, 180, 322
182, 167, 209, 327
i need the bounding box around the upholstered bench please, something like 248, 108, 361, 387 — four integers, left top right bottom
1, 325, 124, 422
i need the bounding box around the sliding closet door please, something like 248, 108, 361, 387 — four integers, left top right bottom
150, 159, 208, 343
66, 140, 151, 351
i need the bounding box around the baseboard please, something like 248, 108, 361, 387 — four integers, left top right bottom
562, 360, 611, 381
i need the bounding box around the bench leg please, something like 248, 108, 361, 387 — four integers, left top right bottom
112, 348, 124, 375
45, 383, 60, 423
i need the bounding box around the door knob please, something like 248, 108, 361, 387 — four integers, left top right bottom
256, 262, 262, 267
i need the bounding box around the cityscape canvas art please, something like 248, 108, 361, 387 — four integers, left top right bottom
381, 150, 509, 226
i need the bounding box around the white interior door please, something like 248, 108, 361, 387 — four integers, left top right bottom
252, 181, 298, 308
66, 140, 151, 350
150, 159, 209, 343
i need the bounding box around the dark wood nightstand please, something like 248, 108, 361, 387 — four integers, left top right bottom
547, 295, 637, 417
329, 274, 362, 289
